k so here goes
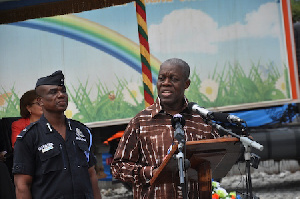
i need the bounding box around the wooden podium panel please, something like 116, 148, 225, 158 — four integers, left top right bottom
150, 137, 241, 197
186, 138, 241, 180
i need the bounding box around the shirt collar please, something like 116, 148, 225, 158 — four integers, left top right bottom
40, 114, 70, 133
151, 96, 190, 118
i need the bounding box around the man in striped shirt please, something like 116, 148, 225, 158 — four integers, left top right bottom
111, 58, 220, 199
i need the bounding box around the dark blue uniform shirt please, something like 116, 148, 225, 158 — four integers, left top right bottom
13, 115, 96, 199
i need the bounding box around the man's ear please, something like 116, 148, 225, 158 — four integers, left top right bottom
185, 79, 191, 89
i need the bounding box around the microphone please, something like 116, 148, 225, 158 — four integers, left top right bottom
211, 112, 245, 123
188, 102, 213, 119
171, 113, 185, 129
188, 102, 245, 123
171, 114, 185, 143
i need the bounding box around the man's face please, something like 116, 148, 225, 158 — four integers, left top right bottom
37, 85, 68, 112
157, 63, 190, 109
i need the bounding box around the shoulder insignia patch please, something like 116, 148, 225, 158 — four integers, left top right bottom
69, 119, 91, 144
17, 121, 38, 139
75, 128, 86, 142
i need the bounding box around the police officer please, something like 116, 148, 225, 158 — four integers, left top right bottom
13, 71, 102, 199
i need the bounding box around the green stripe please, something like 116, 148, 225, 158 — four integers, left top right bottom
135, 0, 145, 11
141, 55, 151, 71
143, 82, 154, 98
138, 25, 148, 40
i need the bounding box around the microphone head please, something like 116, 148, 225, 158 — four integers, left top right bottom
228, 115, 245, 123
188, 102, 197, 112
171, 114, 185, 128
211, 112, 230, 123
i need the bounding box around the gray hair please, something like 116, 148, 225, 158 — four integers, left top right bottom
161, 58, 190, 80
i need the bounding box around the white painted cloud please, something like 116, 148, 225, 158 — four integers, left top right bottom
218, 2, 281, 41
148, 2, 281, 53
149, 9, 219, 53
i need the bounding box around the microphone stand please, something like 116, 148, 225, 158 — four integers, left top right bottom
174, 124, 188, 199
211, 122, 263, 199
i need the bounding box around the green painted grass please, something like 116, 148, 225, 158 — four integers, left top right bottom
0, 62, 289, 122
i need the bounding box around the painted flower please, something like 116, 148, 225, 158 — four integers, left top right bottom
108, 92, 116, 101
275, 76, 287, 97
0, 93, 12, 106
259, 63, 274, 81
122, 82, 143, 106
199, 79, 219, 102
65, 101, 79, 119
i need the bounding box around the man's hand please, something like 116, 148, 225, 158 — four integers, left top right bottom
88, 166, 102, 199
0, 151, 7, 162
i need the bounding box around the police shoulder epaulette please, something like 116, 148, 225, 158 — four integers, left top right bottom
17, 121, 38, 139
70, 119, 89, 129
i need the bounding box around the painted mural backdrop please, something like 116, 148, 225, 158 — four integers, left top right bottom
0, 0, 299, 124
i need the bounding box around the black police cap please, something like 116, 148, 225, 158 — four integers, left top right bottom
35, 70, 65, 88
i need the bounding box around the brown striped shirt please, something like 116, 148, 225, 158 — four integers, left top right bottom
111, 97, 219, 199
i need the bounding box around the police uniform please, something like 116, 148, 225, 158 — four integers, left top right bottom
13, 70, 97, 199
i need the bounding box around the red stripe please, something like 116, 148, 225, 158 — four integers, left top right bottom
142, 62, 152, 77
138, 33, 150, 51
136, 3, 146, 22
136, 0, 154, 106
144, 89, 154, 105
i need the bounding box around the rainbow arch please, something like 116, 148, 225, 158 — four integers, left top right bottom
10, 14, 161, 84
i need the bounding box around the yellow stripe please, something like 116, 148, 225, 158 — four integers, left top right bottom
140, 45, 150, 60
145, 101, 151, 107
142, 73, 154, 93
136, 0, 154, 107
136, 14, 148, 35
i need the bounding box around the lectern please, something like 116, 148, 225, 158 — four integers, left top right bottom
150, 137, 241, 198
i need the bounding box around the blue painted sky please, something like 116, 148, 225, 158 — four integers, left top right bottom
0, 0, 290, 104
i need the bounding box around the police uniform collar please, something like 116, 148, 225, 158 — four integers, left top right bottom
39, 115, 51, 133
40, 115, 70, 133
67, 119, 72, 131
